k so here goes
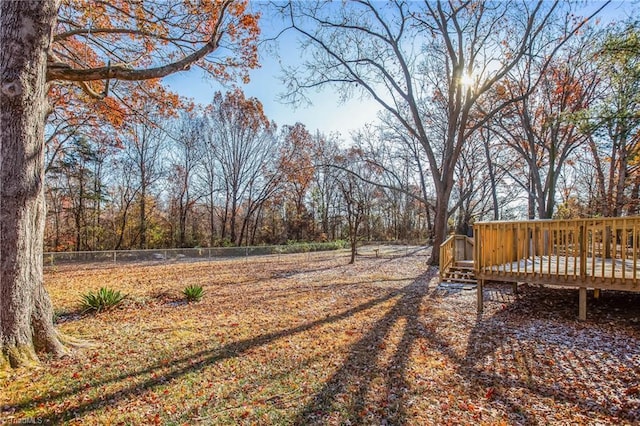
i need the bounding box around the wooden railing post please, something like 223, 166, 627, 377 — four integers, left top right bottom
473, 225, 479, 274
439, 244, 444, 278
439, 235, 457, 278
578, 222, 588, 321
579, 223, 587, 280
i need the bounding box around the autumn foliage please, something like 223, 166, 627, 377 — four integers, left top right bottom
47, 0, 260, 152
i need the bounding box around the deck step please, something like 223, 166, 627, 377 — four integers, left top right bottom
440, 255, 478, 285
448, 275, 474, 281
455, 260, 474, 269
442, 277, 477, 284
448, 270, 474, 276
452, 266, 474, 272
441, 259, 477, 285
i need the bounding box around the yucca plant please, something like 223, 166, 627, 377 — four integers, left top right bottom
80, 287, 126, 312
183, 285, 204, 302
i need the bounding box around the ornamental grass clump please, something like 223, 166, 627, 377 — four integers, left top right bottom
80, 287, 127, 313
183, 285, 204, 302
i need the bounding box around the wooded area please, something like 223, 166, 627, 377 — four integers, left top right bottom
41, 2, 639, 264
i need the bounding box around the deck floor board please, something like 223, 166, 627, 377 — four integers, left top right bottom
485, 256, 639, 280
478, 255, 640, 292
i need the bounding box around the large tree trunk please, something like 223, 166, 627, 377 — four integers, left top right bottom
1, 0, 66, 369
429, 196, 449, 266
230, 196, 237, 245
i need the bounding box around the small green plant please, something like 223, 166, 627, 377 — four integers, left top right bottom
52, 309, 61, 324
80, 287, 126, 312
183, 285, 204, 302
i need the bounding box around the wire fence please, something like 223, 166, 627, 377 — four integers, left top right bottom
43, 241, 430, 267
43, 242, 349, 266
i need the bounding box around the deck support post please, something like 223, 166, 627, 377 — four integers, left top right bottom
594, 288, 600, 299
477, 279, 484, 314
512, 282, 518, 295
578, 287, 587, 321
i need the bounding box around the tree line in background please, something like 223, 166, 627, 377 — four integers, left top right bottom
278, 1, 640, 265
44, 11, 639, 255
44, 89, 428, 251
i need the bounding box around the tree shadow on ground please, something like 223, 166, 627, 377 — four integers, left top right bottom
13, 274, 420, 423
429, 282, 478, 298
292, 268, 438, 425
449, 284, 640, 423
26, 255, 640, 424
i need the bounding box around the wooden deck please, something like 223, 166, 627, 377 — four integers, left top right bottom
441, 216, 640, 320
484, 255, 640, 289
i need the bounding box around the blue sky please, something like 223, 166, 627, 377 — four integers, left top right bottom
164, 3, 381, 138
164, 0, 637, 138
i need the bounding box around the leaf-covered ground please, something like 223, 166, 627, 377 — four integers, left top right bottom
2, 246, 639, 425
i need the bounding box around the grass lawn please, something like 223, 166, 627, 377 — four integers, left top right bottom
1, 246, 639, 425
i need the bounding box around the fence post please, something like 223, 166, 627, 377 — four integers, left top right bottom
113, 251, 116, 264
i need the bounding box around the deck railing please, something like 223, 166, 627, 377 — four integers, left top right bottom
439, 234, 474, 278
474, 216, 640, 290
439, 235, 455, 278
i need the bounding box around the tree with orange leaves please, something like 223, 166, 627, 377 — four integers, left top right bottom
490, 35, 600, 219
279, 123, 316, 241
582, 23, 640, 218
203, 88, 279, 246
1, 0, 260, 370
46, 0, 259, 165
